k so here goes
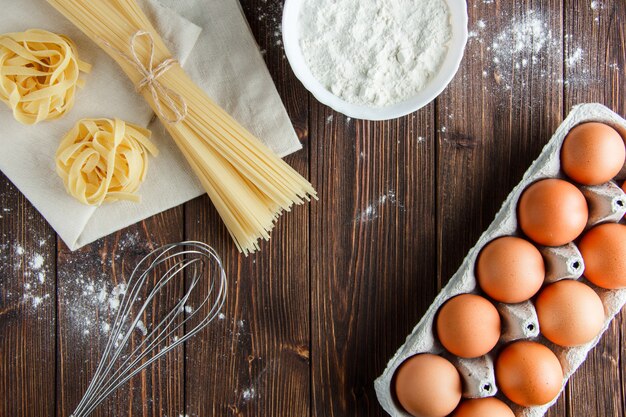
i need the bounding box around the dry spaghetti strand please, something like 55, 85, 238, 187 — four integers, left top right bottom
46, 0, 317, 254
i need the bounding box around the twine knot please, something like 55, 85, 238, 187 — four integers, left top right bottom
101, 30, 187, 124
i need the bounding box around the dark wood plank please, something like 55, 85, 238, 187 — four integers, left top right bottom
0, 175, 56, 417
310, 105, 437, 416
564, 1, 625, 416
56, 210, 185, 417
622, 313, 626, 417
183, 0, 310, 416
3, 3, 625, 417
183, 192, 310, 417
437, 0, 564, 287
436, 1, 567, 416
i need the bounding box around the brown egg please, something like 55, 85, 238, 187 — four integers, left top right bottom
452, 397, 515, 417
535, 280, 605, 347
622, 181, 626, 219
436, 294, 501, 358
495, 341, 563, 406
477, 236, 545, 303
394, 354, 462, 417
618, 124, 626, 177
561, 122, 626, 185
613, 122, 626, 144
518, 179, 588, 247
578, 223, 626, 289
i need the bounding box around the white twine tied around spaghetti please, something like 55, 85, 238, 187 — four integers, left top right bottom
101, 30, 187, 124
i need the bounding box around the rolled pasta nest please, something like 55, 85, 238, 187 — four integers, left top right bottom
56, 118, 158, 206
0, 28, 90, 124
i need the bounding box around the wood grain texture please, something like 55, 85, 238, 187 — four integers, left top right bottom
310, 105, 437, 417
1, 1, 625, 417
564, 1, 625, 416
183, 1, 310, 416
436, 1, 567, 416
437, 0, 564, 286
0, 175, 56, 417
56, 211, 185, 417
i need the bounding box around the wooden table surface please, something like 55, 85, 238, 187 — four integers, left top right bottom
1, 1, 625, 416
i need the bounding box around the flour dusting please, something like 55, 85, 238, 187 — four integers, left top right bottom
1, 235, 52, 310
61, 274, 129, 337
567, 47, 583, 66
242, 388, 256, 401
590, 1, 604, 10
464, 7, 605, 96
254, 0, 285, 49
490, 12, 562, 90
135, 320, 148, 336
356, 190, 403, 223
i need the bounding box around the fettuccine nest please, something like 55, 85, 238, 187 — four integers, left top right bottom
56, 118, 158, 206
0, 28, 90, 124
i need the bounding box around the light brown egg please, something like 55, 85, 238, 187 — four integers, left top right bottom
613, 122, 626, 143
394, 354, 462, 417
518, 179, 588, 247
561, 122, 625, 185
452, 397, 515, 417
477, 236, 545, 303
578, 223, 626, 289
436, 294, 501, 358
613, 123, 626, 169
495, 341, 563, 407
622, 181, 626, 219
535, 280, 605, 347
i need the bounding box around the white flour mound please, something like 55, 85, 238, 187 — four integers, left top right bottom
299, 0, 452, 107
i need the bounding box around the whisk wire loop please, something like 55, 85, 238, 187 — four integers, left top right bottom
70, 241, 227, 417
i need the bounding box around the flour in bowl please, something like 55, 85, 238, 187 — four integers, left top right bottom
299, 0, 452, 107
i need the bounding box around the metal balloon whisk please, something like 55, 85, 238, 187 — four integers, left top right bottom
70, 241, 227, 417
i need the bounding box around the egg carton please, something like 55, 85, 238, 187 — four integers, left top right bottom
374, 103, 626, 417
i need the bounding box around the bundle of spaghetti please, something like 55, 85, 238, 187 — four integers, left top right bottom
46, 0, 316, 254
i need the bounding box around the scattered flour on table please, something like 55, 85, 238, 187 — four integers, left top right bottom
299, 0, 452, 107
254, 0, 285, 49
567, 47, 584, 66
464, 7, 615, 95
590, 1, 603, 10
135, 320, 148, 336
0, 236, 52, 310
28, 254, 44, 270
355, 190, 403, 223
242, 387, 256, 401
52, 230, 150, 337
0, 211, 245, 363
62, 273, 128, 336
489, 12, 563, 90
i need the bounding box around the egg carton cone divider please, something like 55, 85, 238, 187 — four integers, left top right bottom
375, 103, 626, 417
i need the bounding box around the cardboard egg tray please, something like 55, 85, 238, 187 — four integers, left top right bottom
374, 103, 626, 417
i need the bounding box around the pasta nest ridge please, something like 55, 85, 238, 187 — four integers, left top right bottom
56, 118, 158, 206
0, 28, 90, 124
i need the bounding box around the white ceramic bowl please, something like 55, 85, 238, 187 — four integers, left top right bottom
282, 0, 469, 121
